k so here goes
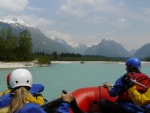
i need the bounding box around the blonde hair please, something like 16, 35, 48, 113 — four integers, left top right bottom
8, 87, 30, 113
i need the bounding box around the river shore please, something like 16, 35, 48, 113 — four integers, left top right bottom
0, 61, 149, 69
0, 61, 106, 68
0, 61, 39, 68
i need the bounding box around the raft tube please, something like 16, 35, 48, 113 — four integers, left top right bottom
70, 86, 118, 113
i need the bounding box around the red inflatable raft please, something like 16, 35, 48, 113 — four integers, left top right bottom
70, 86, 118, 113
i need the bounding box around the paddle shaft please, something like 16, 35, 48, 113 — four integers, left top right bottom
40, 90, 67, 107
110, 80, 147, 89
40, 98, 61, 107
131, 79, 148, 89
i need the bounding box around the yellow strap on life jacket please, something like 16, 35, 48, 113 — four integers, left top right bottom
26, 93, 44, 105
0, 89, 11, 96
0, 92, 3, 96
3, 89, 11, 95
0, 107, 9, 113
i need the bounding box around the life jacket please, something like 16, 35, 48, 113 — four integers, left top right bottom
120, 72, 150, 101
0, 107, 9, 113
0, 84, 45, 108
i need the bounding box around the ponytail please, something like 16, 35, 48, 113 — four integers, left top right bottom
8, 87, 30, 113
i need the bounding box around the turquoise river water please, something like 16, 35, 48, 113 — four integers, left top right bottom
0, 61, 150, 101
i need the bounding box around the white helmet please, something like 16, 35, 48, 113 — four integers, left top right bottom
10, 68, 33, 89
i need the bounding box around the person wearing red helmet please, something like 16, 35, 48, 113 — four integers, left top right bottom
0, 73, 12, 95
7, 73, 11, 89
0, 68, 73, 113
0, 72, 45, 105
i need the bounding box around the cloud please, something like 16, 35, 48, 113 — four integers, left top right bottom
45, 30, 72, 43
29, 18, 54, 30
113, 17, 130, 29
20, 15, 54, 28
0, 0, 149, 51
57, 0, 125, 22
118, 18, 127, 23
26, 6, 44, 11
144, 8, 150, 14
0, 0, 28, 12
85, 15, 106, 23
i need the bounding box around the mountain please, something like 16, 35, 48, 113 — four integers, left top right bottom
129, 49, 137, 55
84, 39, 131, 57
2, 17, 149, 58
49, 36, 74, 53
0, 17, 74, 54
133, 43, 150, 59
70, 43, 88, 55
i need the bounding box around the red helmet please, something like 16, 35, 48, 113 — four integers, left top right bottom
7, 73, 11, 89
7, 73, 11, 85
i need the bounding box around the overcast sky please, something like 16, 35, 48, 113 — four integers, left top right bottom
0, 0, 150, 51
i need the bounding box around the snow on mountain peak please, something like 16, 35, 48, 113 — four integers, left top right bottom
50, 35, 67, 44
69, 42, 88, 48
12, 17, 26, 23
0, 17, 30, 27
68, 42, 79, 48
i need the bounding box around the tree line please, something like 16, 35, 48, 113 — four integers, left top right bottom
0, 28, 33, 61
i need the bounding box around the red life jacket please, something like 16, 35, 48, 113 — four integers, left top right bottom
120, 72, 150, 101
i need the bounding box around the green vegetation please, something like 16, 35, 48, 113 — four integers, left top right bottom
34, 52, 51, 65
0, 28, 33, 61
37, 56, 51, 66
0, 28, 149, 65
36, 52, 127, 62
144, 57, 150, 61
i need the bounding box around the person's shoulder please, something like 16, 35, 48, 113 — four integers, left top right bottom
30, 84, 44, 94
20, 103, 46, 113
114, 75, 125, 85
0, 92, 11, 101
116, 75, 124, 81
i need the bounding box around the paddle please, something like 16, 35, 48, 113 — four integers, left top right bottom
41, 90, 84, 113
131, 79, 148, 89
111, 80, 148, 89
40, 90, 67, 108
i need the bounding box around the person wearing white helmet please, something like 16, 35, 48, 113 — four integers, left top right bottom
0, 68, 73, 113
10, 68, 33, 89
0, 72, 45, 106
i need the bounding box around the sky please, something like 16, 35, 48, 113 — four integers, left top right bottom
0, 0, 150, 51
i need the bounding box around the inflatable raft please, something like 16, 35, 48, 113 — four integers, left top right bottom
45, 86, 117, 113
70, 86, 117, 113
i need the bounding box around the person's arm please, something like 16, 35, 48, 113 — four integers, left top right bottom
57, 92, 73, 113
0, 93, 11, 108
128, 86, 150, 106
103, 82, 112, 92
57, 102, 70, 113
70, 97, 84, 113
20, 103, 46, 113
103, 76, 124, 97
